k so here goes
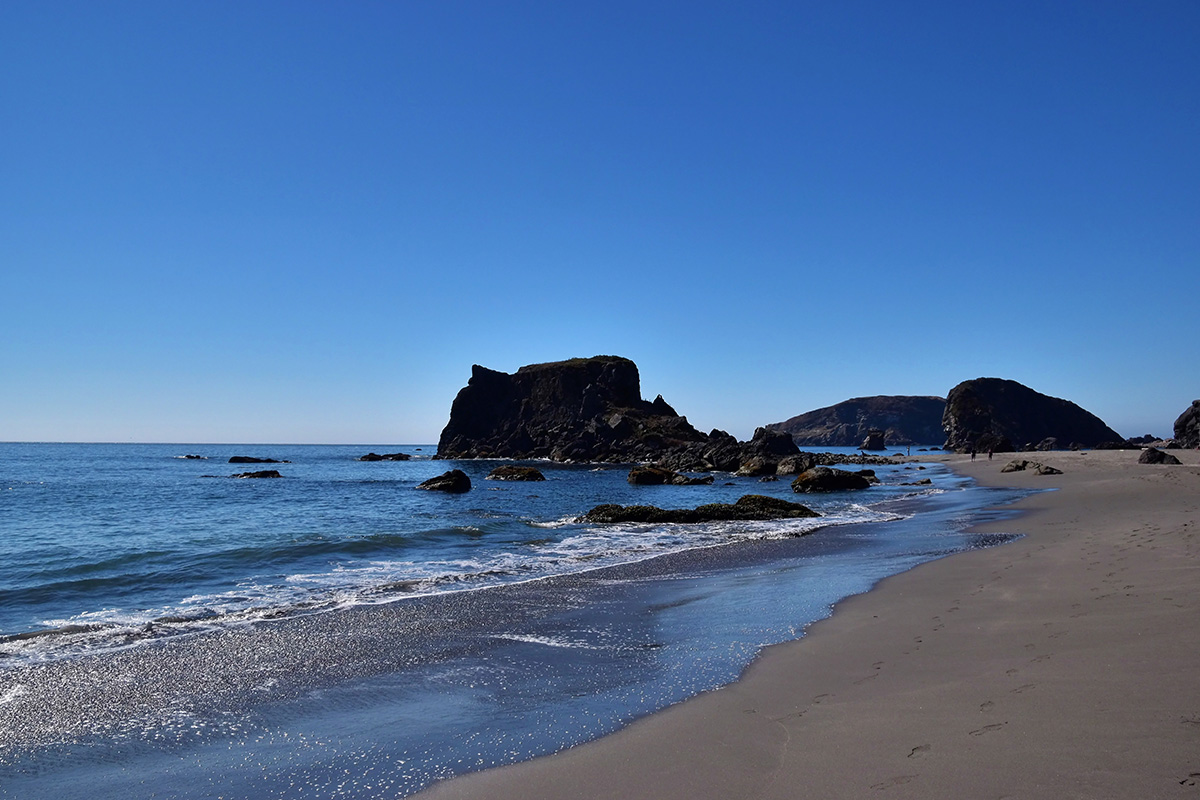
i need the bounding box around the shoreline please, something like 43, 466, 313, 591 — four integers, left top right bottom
417, 449, 1200, 799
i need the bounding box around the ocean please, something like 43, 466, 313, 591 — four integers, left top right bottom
0, 443, 1028, 798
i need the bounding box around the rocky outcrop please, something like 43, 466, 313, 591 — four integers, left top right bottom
417, 470, 472, 493
859, 429, 887, 450
485, 465, 546, 481
1138, 447, 1182, 465
436, 356, 708, 463
1175, 400, 1200, 448
581, 494, 819, 524
229, 456, 285, 464
790, 467, 874, 493
942, 379, 1122, 454
770, 396, 946, 446
775, 453, 819, 475
359, 452, 411, 462
627, 466, 713, 486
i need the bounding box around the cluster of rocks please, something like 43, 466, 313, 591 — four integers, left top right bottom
581, 494, 820, 524
999, 459, 1063, 476
358, 452, 411, 462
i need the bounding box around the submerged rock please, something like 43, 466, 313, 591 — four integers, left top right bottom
790, 466, 874, 493
486, 465, 547, 481
417, 469, 472, 493
359, 452, 412, 462
581, 494, 820, 524
231, 470, 282, 479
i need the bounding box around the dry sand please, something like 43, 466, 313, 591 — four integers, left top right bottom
418, 449, 1200, 800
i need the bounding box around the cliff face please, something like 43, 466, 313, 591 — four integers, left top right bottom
770, 396, 947, 446
1175, 400, 1200, 448
435, 356, 707, 462
942, 378, 1123, 453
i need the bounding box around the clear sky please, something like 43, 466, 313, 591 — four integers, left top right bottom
2, 1, 1197, 443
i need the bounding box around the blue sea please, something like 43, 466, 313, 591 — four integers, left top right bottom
0, 443, 1028, 798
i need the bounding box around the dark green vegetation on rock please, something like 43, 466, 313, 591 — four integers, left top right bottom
581, 494, 820, 524
942, 378, 1122, 454
485, 465, 547, 481
770, 396, 947, 447
416, 469, 472, 493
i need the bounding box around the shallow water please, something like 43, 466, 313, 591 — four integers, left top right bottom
0, 444, 1027, 798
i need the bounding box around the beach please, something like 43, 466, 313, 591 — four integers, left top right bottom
418, 449, 1200, 799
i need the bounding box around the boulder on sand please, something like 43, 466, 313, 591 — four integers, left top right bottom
1138, 447, 1181, 465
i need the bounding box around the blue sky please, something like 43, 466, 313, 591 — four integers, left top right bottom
2, 1, 1197, 443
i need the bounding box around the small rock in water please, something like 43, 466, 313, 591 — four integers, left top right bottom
417, 469, 472, 493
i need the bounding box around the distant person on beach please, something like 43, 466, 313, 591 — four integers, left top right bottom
988, 448, 994, 460
970, 446, 977, 461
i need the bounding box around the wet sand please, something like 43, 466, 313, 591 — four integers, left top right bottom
418, 449, 1200, 799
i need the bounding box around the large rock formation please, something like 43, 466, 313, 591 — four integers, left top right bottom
436, 356, 708, 462
1175, 400, 1200, 448
770, 396, 947, 446
942, 378, 1122, 454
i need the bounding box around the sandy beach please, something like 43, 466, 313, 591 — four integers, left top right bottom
418, 449, 1200, 799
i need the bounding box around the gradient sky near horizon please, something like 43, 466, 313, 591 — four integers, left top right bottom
2, 1, 1197, 444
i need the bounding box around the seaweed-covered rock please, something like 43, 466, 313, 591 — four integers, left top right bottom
417, 469, 472, 493
486, 465, 547, 481
790, 466, 873, 493
581, 494, 820, 524
1138, 447, 1182, 465
942, 378, 1122, 454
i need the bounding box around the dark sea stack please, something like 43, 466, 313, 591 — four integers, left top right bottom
581, 494, 819, 524
859, 428, 887, 451
941, 378, 1123, 454
1138, 447, 1182, 465
231, 469, 282, 479
229, 456, 283, 464
435, 356, 707, 463
416, 469, 472, 493
359, 452, 411, 462
770, 396, 947, 447
485, 465, 547, 481
790, 466, 873, 493
1175, 400, 1200, 448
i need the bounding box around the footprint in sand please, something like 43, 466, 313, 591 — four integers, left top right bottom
1012, 684, 1036, 694
980, 700, 995, 712
968, 723, 1007, 736
871, 775, 918, 790
907, 744, 930, 759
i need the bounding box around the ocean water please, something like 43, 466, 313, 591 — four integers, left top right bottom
0, 443, 1028, 798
